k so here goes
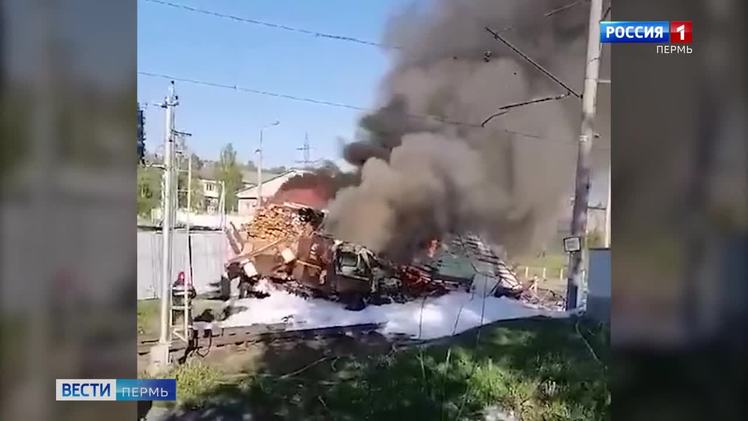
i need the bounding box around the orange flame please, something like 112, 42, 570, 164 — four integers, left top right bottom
427, 239, 439, 258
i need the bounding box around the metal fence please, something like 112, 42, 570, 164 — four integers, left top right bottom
514, 265, 566, 282
137, 230, 228, 299
514, 264, 592, 308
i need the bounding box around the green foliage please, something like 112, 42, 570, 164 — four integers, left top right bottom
176, 153, 205, 212
191, 153, 204, 171
174, 318, 609, 420
215, 143, 243, 212
515, 253, 567, 272
137, 166, 162, 217
267, 318, 607, 420
136, 299, 160, 336
170, 361, 223, 407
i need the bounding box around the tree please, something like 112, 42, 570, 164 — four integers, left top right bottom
191, 153, 204, 171
176, 153, 205, 212
137, 166, 162, 217
245, 160, 257, 170
216, 143, 243, 212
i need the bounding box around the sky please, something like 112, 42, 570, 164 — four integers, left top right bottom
137, 0, 608, 206
137, 0, 411, 168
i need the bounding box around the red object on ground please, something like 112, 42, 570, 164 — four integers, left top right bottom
175, 271, 191, 287
398, 265, 442, 295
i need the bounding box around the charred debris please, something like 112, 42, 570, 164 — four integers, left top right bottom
221, 202, 560, 312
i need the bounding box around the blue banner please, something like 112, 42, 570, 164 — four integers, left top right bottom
600, 21, 670, 43
116, 379, 177, 401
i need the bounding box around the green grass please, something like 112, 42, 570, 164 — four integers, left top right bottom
171, 360, 224, 407
137, 299, 226, 338
512, 254, 569, 293
140, 359, 224, 411
169, 317, 610, 420
137, 299, 161, 336
513, 254, 568, 274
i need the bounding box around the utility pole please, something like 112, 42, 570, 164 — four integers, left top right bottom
174, 130, 193, 212
183, 138, 193, 344
256, 121, 280, 208
173, 130, 192, 344
187, 152, 192, 215
565, 0, 603, 310
256, 139, 262, 208
604, 169, 611, 248
151, 81, 178, 372
219, 181, 226, 228
297, 132, 311, 167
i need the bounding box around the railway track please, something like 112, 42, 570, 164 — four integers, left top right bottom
137, 322, 386, 356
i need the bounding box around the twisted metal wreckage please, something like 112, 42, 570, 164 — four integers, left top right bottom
137, 202, 565, 357
217, 202, 561, 313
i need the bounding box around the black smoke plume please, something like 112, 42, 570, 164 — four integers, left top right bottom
327, 0, 597, 260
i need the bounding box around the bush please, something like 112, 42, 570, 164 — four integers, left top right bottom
165, 318, 610, 420
170, 360, 222, 407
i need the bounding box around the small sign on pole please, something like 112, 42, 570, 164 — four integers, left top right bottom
563, 236, 582, 253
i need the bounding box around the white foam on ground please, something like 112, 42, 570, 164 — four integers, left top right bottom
221, 279, 568, 340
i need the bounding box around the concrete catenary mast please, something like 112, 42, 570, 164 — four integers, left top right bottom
565, 0, 604, 310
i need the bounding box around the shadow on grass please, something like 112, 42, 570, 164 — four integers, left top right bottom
163, 317, 609, 421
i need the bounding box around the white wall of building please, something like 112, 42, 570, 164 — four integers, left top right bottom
148, 209, 247, 229
137, 230, 229, 299
238, 198, 258, 216
236, 170, 309, 215
198, 178, 221, 213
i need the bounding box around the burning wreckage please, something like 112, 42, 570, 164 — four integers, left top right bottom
219, 202, 560, 313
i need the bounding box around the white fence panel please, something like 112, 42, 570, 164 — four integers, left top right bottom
137, 230, 228, 299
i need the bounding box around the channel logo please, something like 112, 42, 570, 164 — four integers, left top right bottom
600, 21, 692, 44
56, 379, 177, 401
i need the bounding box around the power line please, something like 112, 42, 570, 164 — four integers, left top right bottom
142, 0, 400, 50
544, 0, 588, 17
139, 71, 516, 134
139, 70, 372, 112
143, 0, 589, 53
602, 2, 612, 21
138, 70, 611, 149
481, 93, 572, 127
485, 26, 582, 98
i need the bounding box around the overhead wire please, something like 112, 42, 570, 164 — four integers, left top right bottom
139, 70, 610, 150
138, 71, 573, 142
143, 0, 591, 52
142, 0, 401, 50
139, 0, 611, 149
544, 0, 588, 17
481, 93, 573, 127
486, 26, 581, 98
